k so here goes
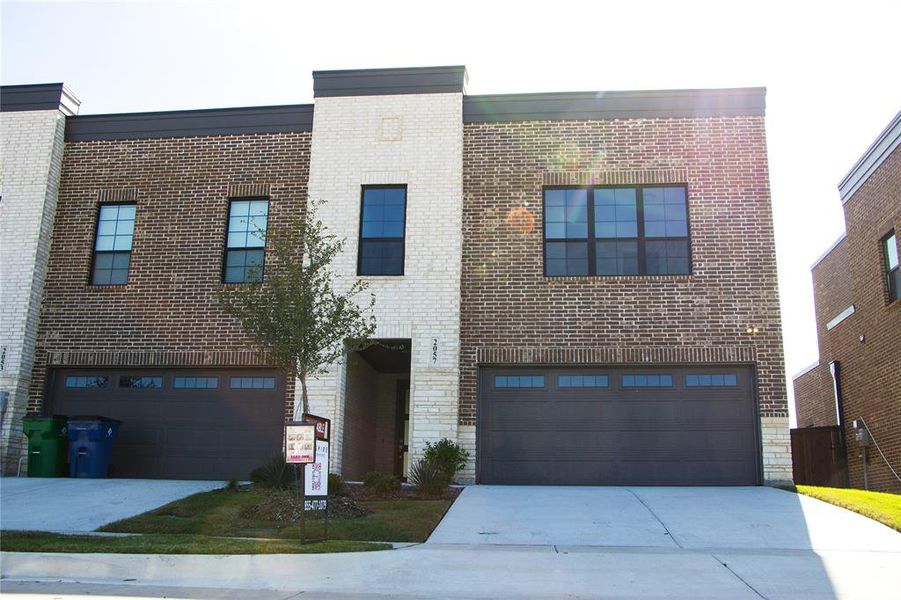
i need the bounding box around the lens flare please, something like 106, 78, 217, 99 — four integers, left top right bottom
506, 206, 535, 235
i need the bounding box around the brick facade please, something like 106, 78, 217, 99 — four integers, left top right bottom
460, 117, 790, 483
26, 132, 312, 427
793, 135, 901, 493
5, 68, 793, 486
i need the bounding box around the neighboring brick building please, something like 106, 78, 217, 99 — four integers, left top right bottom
793, 111, 901, 493
1, 66, 791, 485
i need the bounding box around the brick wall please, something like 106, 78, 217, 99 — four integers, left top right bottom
27, 132, 312, 423
793, 364, 837, 427
792, 238, 851, 428
341, 352, 379, 479
838, 146, 901, 492
460, 116, 790, 483
0, 109, 67, 473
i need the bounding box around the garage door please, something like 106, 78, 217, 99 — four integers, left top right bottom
50, 368, 285, 480
479, 366, 759, 485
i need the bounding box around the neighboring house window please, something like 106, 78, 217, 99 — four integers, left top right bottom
884, 231, 899, 302
224, 199, 269, 283
544, 186, 690, 276
358, 186, 406, 276
91, 204, 135, 285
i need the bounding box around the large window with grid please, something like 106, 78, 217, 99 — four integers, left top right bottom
543, 185, 691, 277
91, 203, 135, 285
358, 186, 406, 276
224, 199, 269, 283
884, 231, 899, 302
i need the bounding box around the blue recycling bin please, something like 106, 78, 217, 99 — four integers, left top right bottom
67, 416, 121, 478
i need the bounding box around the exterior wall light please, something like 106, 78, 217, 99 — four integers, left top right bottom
745, 326, 760, 335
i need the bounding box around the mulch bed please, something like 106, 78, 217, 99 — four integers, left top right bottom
240, 483, 462, 523
343, 483, 462, 502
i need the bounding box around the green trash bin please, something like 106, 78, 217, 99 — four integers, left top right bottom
23, 415, 69, 477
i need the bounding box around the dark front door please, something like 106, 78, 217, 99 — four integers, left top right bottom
394, 380, 410, 479
479, 365, 760, 486
51, 368, 285, 480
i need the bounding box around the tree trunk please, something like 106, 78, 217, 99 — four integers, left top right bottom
299, 370, 310, 418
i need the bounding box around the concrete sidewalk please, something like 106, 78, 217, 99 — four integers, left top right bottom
0, 478, 223, 532
2, 544, 900, 599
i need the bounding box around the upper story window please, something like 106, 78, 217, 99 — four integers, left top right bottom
544, 186, 690, 277
224, 199, 268, 283
358, 186, 406, 276
883, 231, 899, 302
91, 204, 135, 285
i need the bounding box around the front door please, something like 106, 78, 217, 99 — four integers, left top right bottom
394, 380, 410, 479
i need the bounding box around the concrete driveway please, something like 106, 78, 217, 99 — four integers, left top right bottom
428, 486, 901, 551
0, 477, 223, 532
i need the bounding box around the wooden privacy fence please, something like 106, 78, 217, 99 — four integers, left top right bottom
790, 426, 848, 488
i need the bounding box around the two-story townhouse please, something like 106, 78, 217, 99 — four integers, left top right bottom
0, 66, 790, 485
793, 111, 900, 493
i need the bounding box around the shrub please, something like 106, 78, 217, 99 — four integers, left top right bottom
250, 456, 294, 490
409, 458, 451, 496
329, 472, 348, 496
423, 438, 470, 480
362, 471, 401, 497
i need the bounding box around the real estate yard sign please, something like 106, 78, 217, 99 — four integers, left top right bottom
285, 422, 316, 464
304, 439, 329, 498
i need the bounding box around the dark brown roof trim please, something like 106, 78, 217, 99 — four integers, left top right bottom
65, 104, 314, 142
463, 88, 766, 122
1, 83, 81, 116
313, 65, 467, 97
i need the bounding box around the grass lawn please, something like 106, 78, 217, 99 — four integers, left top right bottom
786, 485, 901, 532
100, 487, 454, 543
0, 531, 388, 554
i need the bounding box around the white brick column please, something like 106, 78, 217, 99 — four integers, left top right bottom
0, 98, 75, 473
306, 92, 464, 476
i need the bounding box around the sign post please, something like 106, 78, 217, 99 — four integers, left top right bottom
303, 414, 331, 541
285, 421, 316, 543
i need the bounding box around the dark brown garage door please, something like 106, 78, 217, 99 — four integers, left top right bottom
50, 368, 285, 480
479, 366, 759, 485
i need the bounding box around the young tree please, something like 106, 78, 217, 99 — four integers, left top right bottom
218, 200, 376, 417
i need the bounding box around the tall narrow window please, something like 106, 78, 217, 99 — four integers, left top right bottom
92, 203, 135, 285
358, 186, 406, 276
224, 199, 268, 283
884, 231, 899, 302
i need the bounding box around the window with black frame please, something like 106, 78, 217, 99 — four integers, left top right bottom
884, 231, 899, 302
91, 203, 135, 285
544, 185, 690, 276
358, 186, 406, 276
224, 199, 269, 283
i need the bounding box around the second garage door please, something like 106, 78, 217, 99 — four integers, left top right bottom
479, 366, 760, 485
50, 368, 286, 480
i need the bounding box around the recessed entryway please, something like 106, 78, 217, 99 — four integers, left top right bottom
342, 339, 411, 480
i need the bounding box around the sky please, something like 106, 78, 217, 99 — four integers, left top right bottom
3, 0, 900, 424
